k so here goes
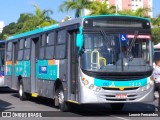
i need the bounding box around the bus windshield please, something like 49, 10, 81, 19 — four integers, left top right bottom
80, 33, 152, 73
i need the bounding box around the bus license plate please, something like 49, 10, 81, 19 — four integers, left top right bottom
116, 94, 127, 99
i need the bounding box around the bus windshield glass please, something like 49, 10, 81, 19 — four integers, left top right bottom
80, 33, 152, 73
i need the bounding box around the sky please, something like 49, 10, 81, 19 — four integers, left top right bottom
0, 0, 75, 25
0, 0, 160, 26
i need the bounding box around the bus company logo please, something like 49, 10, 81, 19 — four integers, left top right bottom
39, 66, 47, 74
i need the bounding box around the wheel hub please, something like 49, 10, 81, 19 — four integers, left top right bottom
58, 90, 64, 104
19, 84, 23, 96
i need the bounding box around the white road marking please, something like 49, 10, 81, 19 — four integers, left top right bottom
110, 115, 130, 120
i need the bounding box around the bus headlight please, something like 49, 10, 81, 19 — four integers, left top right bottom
149, 80, 154, 86
139, 82, 152, 92
139, 79, 154, 91
89, 84, 94, 90
95, 87, 101, 92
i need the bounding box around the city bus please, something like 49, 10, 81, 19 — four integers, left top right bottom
5, 15, 154, 111
0, 40, 5, 87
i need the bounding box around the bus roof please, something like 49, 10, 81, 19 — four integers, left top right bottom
7, 24, 60, 41
6, 14, 150, 41
82, 14, 151, 22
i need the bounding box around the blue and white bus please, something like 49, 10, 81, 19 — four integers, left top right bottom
5, 15, 154, 111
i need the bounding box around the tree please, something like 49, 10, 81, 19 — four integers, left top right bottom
59, 0, 92, 17
88, 0, 116, 15
118, 7, 151, 17
0, 5, 57, 39
151, 15, 160, 44
152, 14, 160, 27
0, 22, 18, 39
152, 27, 160, 44
19, 4, 57, 33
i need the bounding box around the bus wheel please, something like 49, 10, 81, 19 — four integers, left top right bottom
110, 103, 124, 110
18, 81, 27, 101
57, 86, 70, 112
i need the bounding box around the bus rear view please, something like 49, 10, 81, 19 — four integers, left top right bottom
77, 15, 154, 110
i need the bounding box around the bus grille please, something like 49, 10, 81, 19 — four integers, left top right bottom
106, 98, 136, 101
102, 87, 139, 91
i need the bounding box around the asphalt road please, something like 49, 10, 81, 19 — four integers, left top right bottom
0, 87, 160, 120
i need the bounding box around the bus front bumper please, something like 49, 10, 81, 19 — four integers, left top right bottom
79, 85, 154, 104
0, 77, 5, 87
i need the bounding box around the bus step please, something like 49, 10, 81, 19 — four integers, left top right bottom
31, 93, 38, 97
67, 100, 79, 104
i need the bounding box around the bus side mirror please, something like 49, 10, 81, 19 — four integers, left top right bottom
76, 34, 84, 51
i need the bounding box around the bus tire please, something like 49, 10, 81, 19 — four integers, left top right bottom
110, 103, 124, 110
18, 80, 27, 101
56, 86, 70, 112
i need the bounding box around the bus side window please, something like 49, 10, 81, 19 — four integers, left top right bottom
18, 39, 24, 61
6, 52, 12, 61
45, 32, 55, 59
55, 30, 66, 59
7, 42, 12, 51
6, 42, 12, 61
39, 34, 46, 59
23, 38, 31, 60
57, 30, 66, 44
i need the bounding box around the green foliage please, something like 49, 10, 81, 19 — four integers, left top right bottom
88, 0, 116, 15
0, 5, 57, 40
118, 7, 151, 17
59, 0, 92, 17
150, 15, 160, 44
152, 27, 160, 44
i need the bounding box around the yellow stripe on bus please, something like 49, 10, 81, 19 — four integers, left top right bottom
67, 100, 79, 104
31, 93, 38, 97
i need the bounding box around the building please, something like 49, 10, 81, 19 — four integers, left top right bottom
0, 21, 4, 33
95, 0, 153, 17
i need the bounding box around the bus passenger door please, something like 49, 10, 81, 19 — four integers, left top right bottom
68, 31, 79, 101
12, 42, 18, 89
30, 37, 39, 93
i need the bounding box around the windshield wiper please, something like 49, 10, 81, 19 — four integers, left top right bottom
100, 29, 112, 49
127, 31, 139, 60
100, 29, 106, 39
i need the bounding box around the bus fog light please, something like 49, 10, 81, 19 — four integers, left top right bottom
89, 84, 94, 90
141, 88, 144, 91
146, 84, 150, 89
149, 80, 154, 86
95, 87, 101, 92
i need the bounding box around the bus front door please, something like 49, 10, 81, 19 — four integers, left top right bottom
30, 37, 39, 93
12, 42, 18, 89
68, 31, 79, 101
